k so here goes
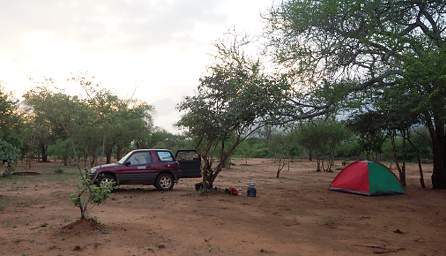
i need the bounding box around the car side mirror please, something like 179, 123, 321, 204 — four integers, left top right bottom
124, 161, 131, 166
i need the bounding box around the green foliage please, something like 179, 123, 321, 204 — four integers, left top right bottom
0, 86, 23, 149
0, 139, 19, 176
269, 132, 301, 159
22, 82, 153, 166
409, 128, 432, 160
348, 112, 386, 158
267, 0, 446, 187
381, 128, 433, 162
296, 119, 351, 171
144, 128, 194, 152
70, 169, 113, 219
233, 138, 270, 158
53, 167, 64, 174
48, 139, 72, 160
0, 139, 19, 163
335, 136, 361, 159
177, 33, 287, 188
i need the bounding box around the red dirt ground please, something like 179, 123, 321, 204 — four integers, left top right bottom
0, 159, 445, 256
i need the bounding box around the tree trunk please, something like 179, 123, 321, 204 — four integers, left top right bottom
63, 156, 68, 166
400, 161, 406, 187
83, 153, 88, 169
425, 112, 446, 189
90, 156, 96, 167
40, 143, 48, 162
406, 134, 426, 189
80, 205, 86, 220
105, 146, 113, 164
390, 131, 405, 186
417, 155, 426, 189
219, 136, 231, 169
222, 156, 231, 168
308, 149, 313, 161
208, 165, 222, 187
431, 142, 446, 188
106, 153, 112, 164
116, 146, 122, 161
327, 152, 334, 172
276, 159, 286, 178
200, 156, 215, 190
400, 132, 407, 187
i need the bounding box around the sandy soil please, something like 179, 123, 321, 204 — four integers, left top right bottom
0, 159, 445, 256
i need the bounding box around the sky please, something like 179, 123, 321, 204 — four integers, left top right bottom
0, 0, 273, 132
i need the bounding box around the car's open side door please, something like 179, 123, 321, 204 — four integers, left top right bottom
175, 150, 201, 178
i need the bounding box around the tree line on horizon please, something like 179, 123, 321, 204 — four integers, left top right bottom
0, 77, 194, 171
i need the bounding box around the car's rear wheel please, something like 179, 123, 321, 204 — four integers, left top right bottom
155, 173, 174, 191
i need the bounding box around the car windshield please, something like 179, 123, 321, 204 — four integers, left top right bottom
118, 151, 133, 164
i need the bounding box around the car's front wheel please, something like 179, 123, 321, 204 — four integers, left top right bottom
97, 173, 117, 189
155, 173, 174, 191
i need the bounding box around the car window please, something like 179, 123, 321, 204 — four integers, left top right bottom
176, 151, 199, 161
127, 152, 151, 166
157, 151, 174, 162
118, 151, 133, 164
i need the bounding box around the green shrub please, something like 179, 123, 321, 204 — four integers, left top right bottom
70, 169, 114, 220
0, 139, 19, 176
53, 168, 64, 174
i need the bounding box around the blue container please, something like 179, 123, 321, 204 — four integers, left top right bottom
247, 180, 256, 197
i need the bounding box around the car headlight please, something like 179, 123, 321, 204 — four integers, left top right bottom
90, 167, 98, 173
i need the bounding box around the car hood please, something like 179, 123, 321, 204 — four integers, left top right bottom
94, 163, 121, 170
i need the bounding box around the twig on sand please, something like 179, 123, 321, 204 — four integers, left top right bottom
354, 244, 405, 254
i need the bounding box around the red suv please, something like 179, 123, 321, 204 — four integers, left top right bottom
90, 149, 201, 191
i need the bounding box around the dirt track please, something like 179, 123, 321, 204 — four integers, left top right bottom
1, 159, 445, 256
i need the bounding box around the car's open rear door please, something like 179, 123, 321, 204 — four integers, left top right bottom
175, 150, 201, 178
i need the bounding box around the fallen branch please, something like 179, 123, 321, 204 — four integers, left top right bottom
354, 244, 405, 255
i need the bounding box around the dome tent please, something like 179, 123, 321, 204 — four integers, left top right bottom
330, 160, 404, 196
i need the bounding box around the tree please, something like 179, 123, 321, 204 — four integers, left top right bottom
48, 139, 73, 166
144, 128, 194, 153
0, 139, 19, 176
177, 34, 286, 190
348, 112, 386, 160
0, 86, 22, 150
296, 120, 350, 172
377, 85, 426, 187
269, 132, 300, 178
23, 82, 154, 166
85, 90, 153, 164
0, 86, 22, 174
70, 169, 114, 220
23, 87, 81, 162
267, 0, 446, 188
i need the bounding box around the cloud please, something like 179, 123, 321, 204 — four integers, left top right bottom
0, 0, 273, 132
1, 0, 226, 51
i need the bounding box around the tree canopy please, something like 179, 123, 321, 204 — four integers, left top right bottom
266, 0, 446, 188
177, 35, 287, 188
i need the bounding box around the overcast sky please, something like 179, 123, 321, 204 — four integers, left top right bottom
0, 0, 273, 132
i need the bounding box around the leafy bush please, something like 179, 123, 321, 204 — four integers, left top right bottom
335, 136, 361, 159
234, 138, 270, 158
48, 139, 73, 165
0, 139, 19, 176
297, 120, 351, 171
53, 167, 64, 174
70, 169, 114, 220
